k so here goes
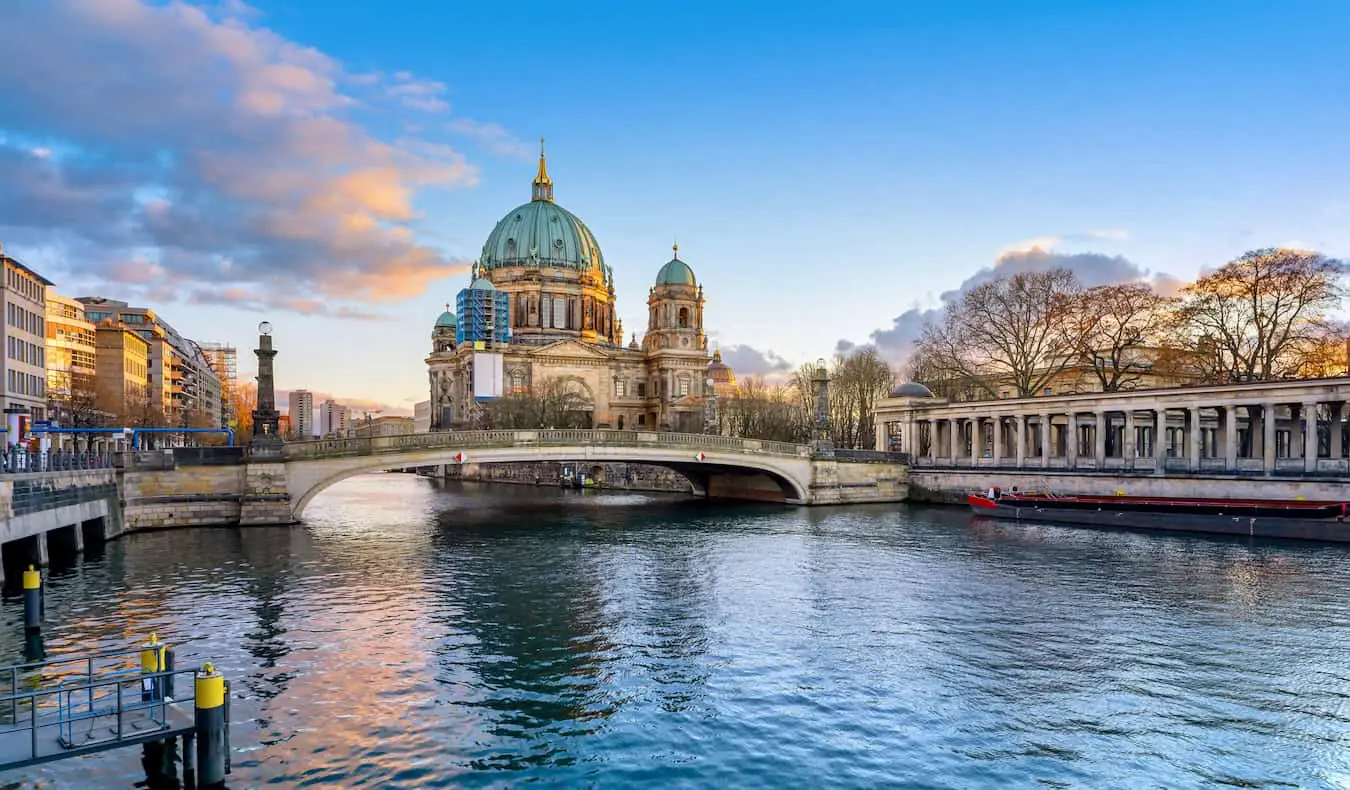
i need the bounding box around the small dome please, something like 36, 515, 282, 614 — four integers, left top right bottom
434, 310, 456, 328
890, 382, 934, 398
469, 278, 496, 291
655, 256, 696, 287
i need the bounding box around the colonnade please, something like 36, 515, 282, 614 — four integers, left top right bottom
876, 380, 1350, 477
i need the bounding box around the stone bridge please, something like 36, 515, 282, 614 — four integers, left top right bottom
119, 430, 910, 528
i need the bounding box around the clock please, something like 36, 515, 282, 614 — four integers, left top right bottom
258, 321, 273, 336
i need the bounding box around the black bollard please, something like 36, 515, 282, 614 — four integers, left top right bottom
194, 663, 227, 789
22, 566, 41, 632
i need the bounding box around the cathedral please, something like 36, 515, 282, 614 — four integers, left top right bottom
426, 145, 733, 433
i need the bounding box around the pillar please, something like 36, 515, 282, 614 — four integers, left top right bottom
1262, 402, 1277, 474
1039, 414, 1051, 467
1223, 406, 1238, 471
992, 416, 1004, 463
1094, 411, 1107, 465
1066, 412, 1078, 468
970, 418, 980, 463
1331, 403, 1344, 459
950, 418, 960, 461
1153, 408, 1167, 472
1304, 401, 1319, 473
1187, 406, 1202, 472
1123, 410, 1136, 465
1015, 415, 1027, 467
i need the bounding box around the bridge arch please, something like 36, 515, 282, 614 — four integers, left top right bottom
282, 432, 814, 522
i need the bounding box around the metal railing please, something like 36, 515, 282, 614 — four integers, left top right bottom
0, 451, 115, 474
832, 449, 912, 464
0, 646, 196, 768
281, 429, 814, 461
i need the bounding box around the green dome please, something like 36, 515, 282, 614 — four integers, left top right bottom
469, 277, 496, 290
655, 256, 696, 287
435, 310, 456, 328
479, 199, 612, 285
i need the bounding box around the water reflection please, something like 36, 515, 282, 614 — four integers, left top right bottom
3, 476, 1350, 787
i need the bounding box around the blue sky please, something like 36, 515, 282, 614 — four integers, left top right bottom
0, 0, 1346, 413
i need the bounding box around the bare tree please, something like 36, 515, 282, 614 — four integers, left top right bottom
718, 376, 810, 443
915, 268, 1082, 397
49, 370, 108, 428
1068, 282, 1176, 391
1172, 248, 1345, 381
481, 377, 593, 429
828, 347, 895, 449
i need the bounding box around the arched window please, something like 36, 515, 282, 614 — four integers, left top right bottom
509, 370, 526, 394
678, 307, 690, 328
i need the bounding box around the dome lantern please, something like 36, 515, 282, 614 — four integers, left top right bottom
532, 137, 553, 203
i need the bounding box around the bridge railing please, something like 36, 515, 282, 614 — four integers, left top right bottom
280, 429, 813, 460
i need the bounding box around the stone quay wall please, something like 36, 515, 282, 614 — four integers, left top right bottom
455, 461, 695, 494
909, 468, 1350, 505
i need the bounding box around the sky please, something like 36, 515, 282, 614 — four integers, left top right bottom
0, 0, 1347, 415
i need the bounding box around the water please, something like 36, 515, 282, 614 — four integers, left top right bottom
5, 474, 1350, 788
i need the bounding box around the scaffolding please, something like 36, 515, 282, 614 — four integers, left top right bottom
456, 287, 510, 346
199, 343, 238, 428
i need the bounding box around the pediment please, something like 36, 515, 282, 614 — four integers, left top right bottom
528, 339, 614, 360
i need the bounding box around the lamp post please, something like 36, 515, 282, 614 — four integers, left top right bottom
251, 321, 282, 453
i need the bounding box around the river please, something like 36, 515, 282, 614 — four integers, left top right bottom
5, 473, 1350, 788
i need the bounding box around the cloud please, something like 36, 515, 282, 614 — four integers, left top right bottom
999, 229, 1129, 256
860, 246, 1181, 363
446, 119, 535, 160
719, 343, 795, 377
0, 0, 480, 315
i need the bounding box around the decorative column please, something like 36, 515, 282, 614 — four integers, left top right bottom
1262, 402, 1277, 475
1015, 415, 1027, 468
970, 418, 980, 463
992, 416, 1004, 464
251, 321, 281, 451
1040, 413, 1051, 468
1223, 406, 1238, 471
950, 418, 960, 462
1304, 401, 1319, 474
1094, 410, 1107, 465
1123, 410, 1136, 466
1331, 403, 1345, 460
1066, 412, 1078, 468
810, 359, 832, 455
1153, 408, 1167, 473
1187, 406, 1202, 472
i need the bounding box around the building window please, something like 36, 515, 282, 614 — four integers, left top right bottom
614, 379, 626, 398
637, 414, 645, 426
509, 371, 526, 394
636, 382, 646, 398
678, 307, 690, 328
677, 376, 691, 397
1043, 387, 1053, 395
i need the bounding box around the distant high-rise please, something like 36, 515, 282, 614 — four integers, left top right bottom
287, 389, 315, 439
318, 399, 349, 438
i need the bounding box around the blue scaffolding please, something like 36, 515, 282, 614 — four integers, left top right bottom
455, 284, 510, 346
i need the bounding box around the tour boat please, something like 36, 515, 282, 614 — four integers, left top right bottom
967, 490, 1350, 543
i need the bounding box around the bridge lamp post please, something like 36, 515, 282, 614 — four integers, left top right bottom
811, 357, 833, 454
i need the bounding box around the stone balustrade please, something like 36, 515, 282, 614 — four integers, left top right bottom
874, 376, 1350, 477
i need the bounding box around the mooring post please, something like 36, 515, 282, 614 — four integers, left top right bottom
140, 633, 165, 702
194, 663, 228, 788
22, 566, 41, 632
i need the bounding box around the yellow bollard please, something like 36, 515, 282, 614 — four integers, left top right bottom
22, 566, 41, 632
194, 663, 228, 787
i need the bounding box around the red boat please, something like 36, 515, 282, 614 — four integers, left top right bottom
968, 490, 1350, 543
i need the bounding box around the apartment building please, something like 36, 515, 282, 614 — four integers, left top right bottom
288, 389, 315, 439
2, 249, 52, 435
319, 399, 349, 438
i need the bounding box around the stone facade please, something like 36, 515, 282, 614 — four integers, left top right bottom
426, 150, 722, 435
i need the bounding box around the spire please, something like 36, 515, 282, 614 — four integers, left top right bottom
532, 137, 553, 202
672, 240, 679, 259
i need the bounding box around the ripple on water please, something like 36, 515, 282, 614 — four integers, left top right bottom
6, 475, 1350, 788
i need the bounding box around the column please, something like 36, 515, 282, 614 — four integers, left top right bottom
1183, 407, 1199, 472
1223, 406, 1238, 471
950, 418, 960, 461
1153, 408, 1167, 473
1304, 401, 1319, 474
992, 416, 1004, 464
970, 418, 980, 463
1016, 415, 1027, 468
1123, 410, 1136, 466
1262, 402, 1277, 475
1040, 414, 1051, 468
1066, 412, 1078, 468
1331, 403, 1344, 459
1094, 410, 1107, 465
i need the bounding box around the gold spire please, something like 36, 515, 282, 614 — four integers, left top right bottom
532, 137, 553, 202
672, 241, 679, 258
